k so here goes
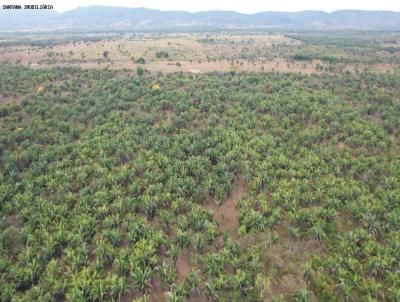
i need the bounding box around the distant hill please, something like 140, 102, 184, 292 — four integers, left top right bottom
0, 6, 400, 31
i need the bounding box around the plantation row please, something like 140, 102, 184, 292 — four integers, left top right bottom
0, 63, 399, 301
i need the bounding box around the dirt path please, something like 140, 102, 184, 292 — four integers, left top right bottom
166, 109, 173, 125
149, 277, 165, 302
171, 179, 246, 292
266, 222, 323, 301
207, 178, 246, 239
176, 252, 192, 281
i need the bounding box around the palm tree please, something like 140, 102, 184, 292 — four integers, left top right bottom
170, 244, 179, 264
233, 269, 253, 297
176, 229, 190, 248
167, 291, 183, 302
107, 274, 126, 301
193, 233, 205, 253
0, 283, 15, 302
159, 262, 176, 288
90, 279, 106, 301
309, 222, 327, 241
388, 286, 400, 302
185, 269, 201, 295
66, 285, 86, 302
131, 267, 153, 293
294, 288, 312, 302
204, 280, 219, 301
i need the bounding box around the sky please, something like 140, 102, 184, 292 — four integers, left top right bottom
12, 0, 400, 13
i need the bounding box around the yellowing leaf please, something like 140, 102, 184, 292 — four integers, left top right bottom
36, 86, 44, 94
151, 84, 160, 91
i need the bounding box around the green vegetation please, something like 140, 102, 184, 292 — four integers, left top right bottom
287, 32, 400, 65
156, 51, 169, 59
136, 66, 145, 76
135, 57, 146, 64
0, 30, 399, 302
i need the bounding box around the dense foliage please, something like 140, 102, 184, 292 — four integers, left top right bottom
287, 32, 400, 65
0, 62, 399, 301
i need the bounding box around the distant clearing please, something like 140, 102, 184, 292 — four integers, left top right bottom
1, 33, 398, 74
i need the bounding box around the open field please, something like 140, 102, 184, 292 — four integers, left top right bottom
1, 33, 400, 74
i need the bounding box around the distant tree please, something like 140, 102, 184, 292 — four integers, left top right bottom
155, 51, 169, 59
135, 57, 146, 64
136, 66, 145, 76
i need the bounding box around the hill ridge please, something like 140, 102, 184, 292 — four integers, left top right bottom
0, 6, 400, 31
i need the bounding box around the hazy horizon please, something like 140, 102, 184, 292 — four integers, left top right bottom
6, 0, 400, 13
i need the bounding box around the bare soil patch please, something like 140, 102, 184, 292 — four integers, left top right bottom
165, 109, 173, 125
337, 212, 359, 232
337, 141, 345, 151
206, 178, 246, 239
121, 290, 140, 302
267, 222, 323, 301
149, 277, 166, 302
187, 293, 208, 302
0, 92, 26, 105
176, 251, 192, 281
5, 214, 21, 228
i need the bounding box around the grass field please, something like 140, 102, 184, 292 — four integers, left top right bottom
1, 33, 399, 74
